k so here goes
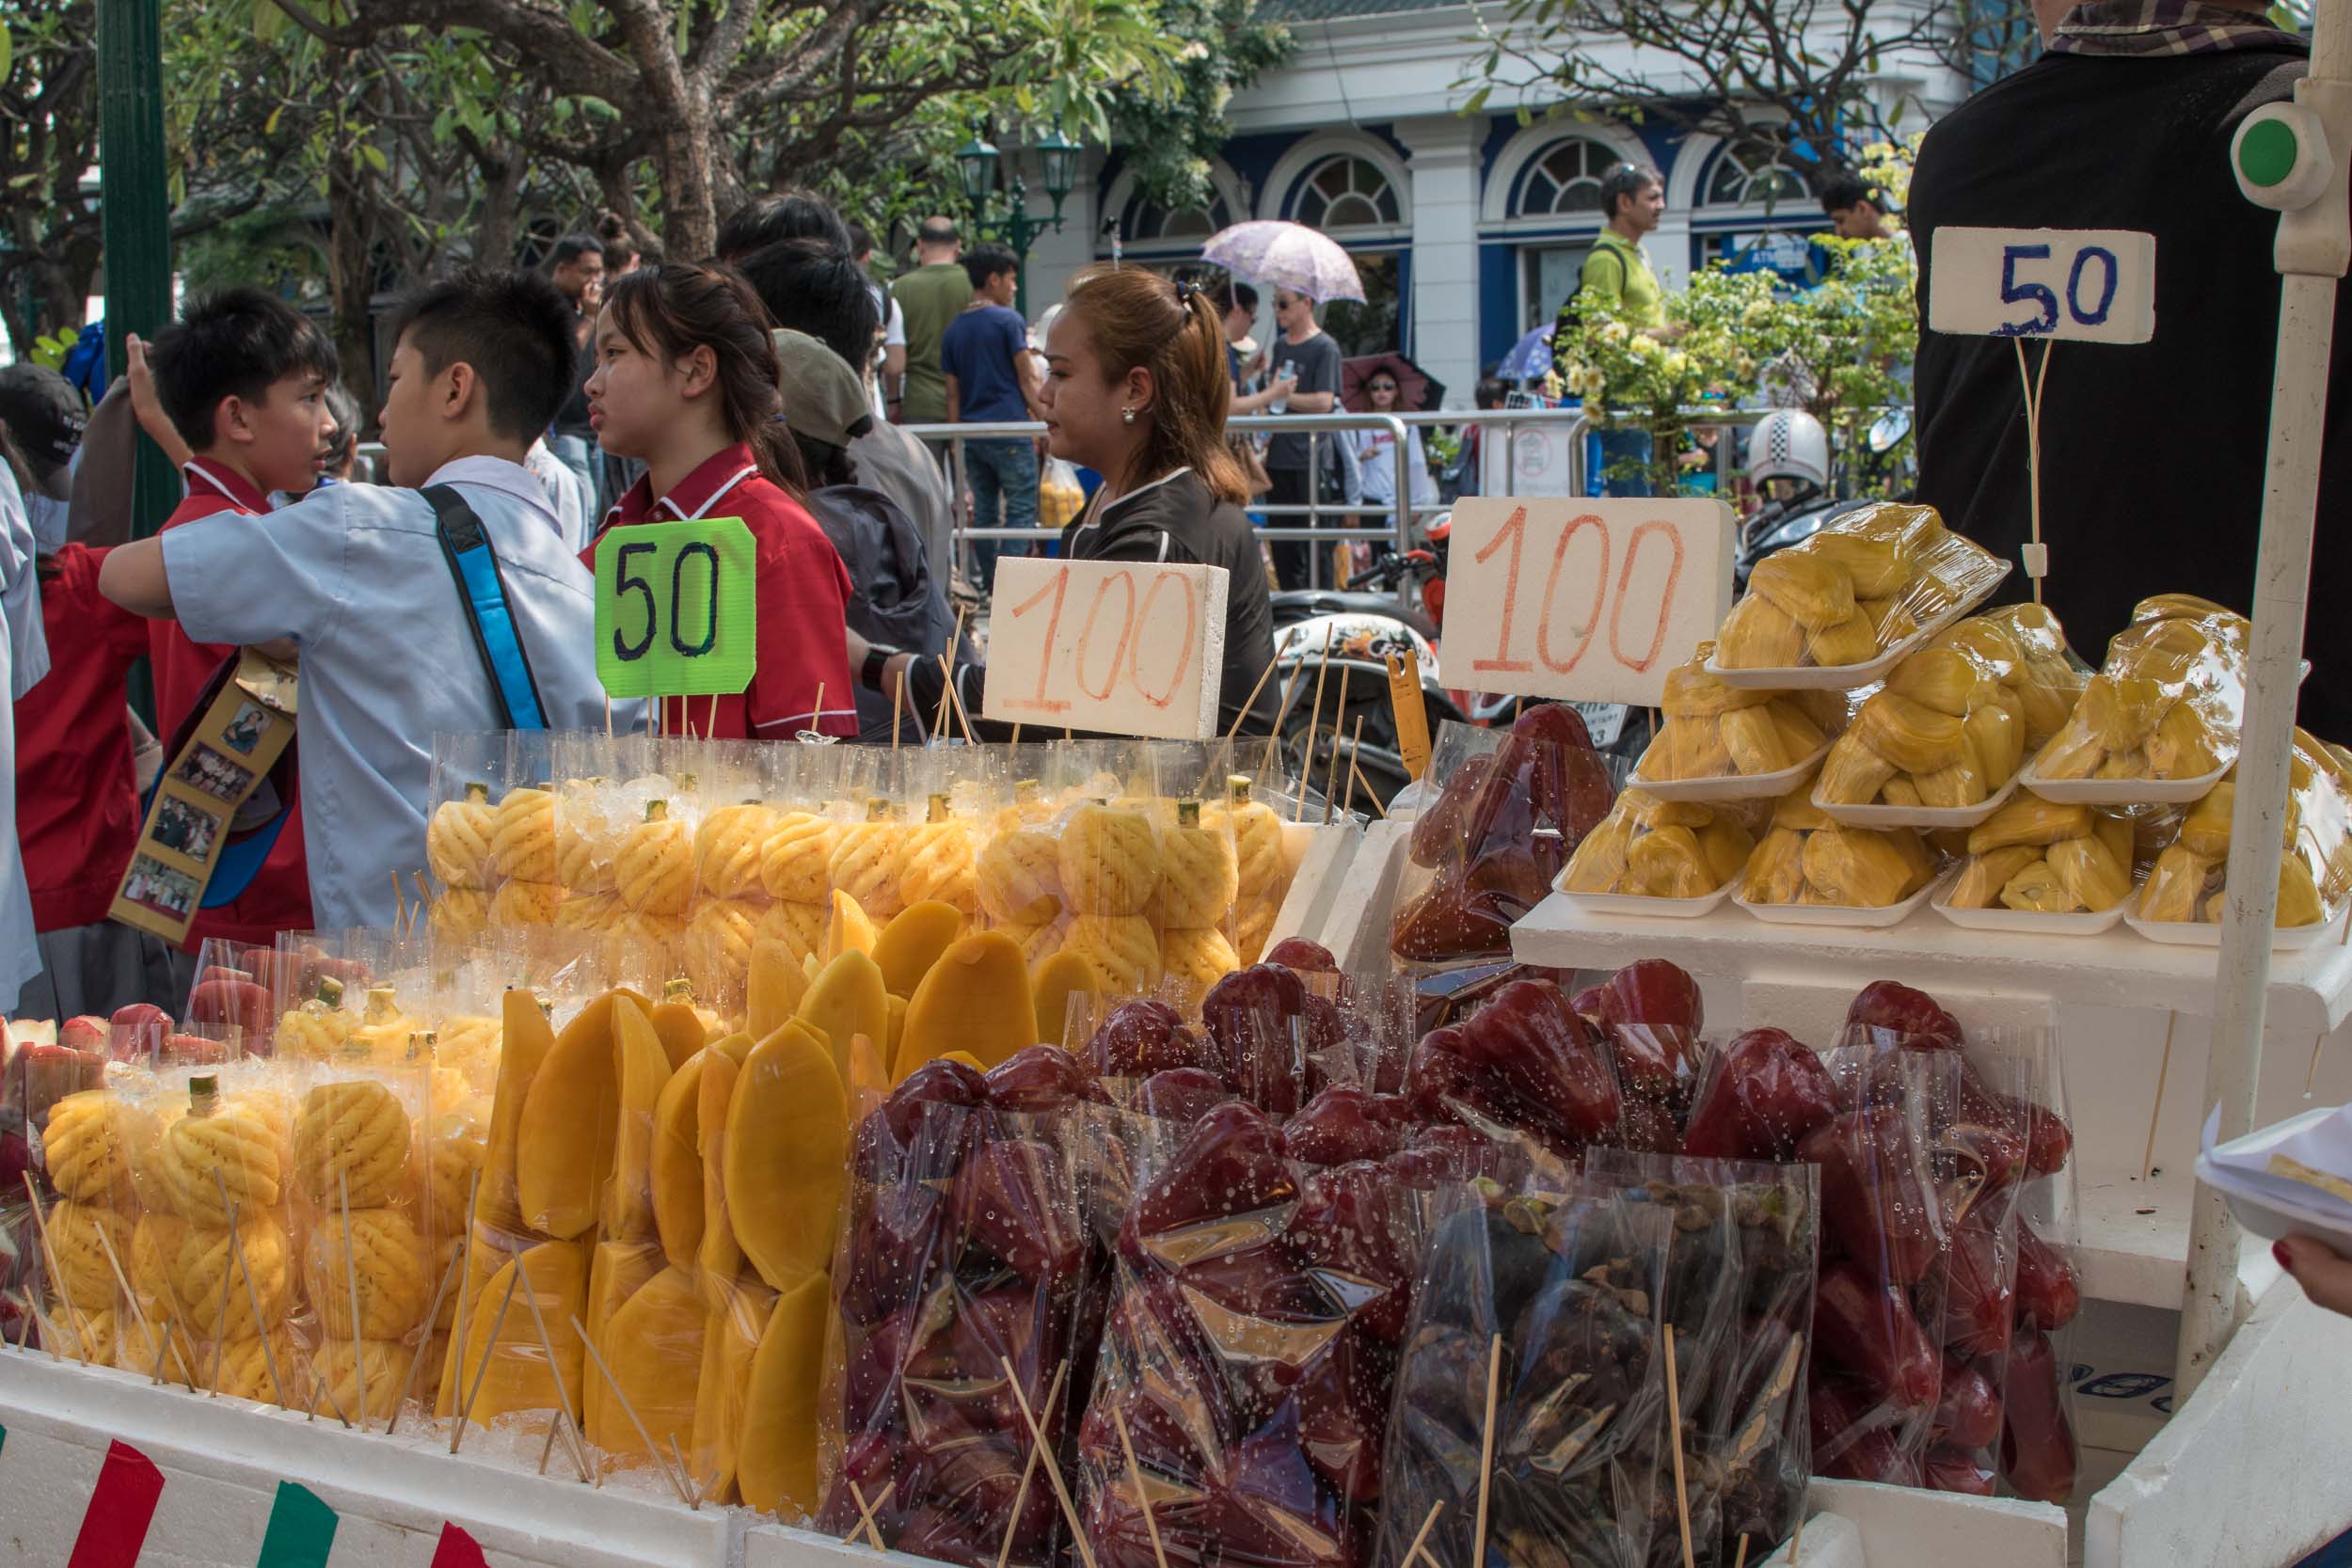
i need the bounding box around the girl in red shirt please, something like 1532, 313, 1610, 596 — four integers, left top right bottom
582, 262, 856, 740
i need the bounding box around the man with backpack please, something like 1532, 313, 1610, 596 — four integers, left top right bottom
1553, 163, 1680, 495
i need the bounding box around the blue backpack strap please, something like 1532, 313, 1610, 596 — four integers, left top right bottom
424, 483, 549, 731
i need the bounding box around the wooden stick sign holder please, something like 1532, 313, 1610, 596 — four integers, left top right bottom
1435, 497, 1734, 709
980, 557, 1232, 741
593, 515, 760, 731
1926, 226, 2159, 600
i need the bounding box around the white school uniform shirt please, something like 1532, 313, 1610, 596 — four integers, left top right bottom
524, 437, 594, 553
161, 455, 633, 931
0, 463, 48, 1009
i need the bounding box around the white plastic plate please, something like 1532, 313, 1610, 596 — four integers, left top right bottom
2196, 1110, 2352, 1257
1931, 871, 2131, 935
1733, 867, 1947, 929
1813, 768, 2023, 830
1702, 562, 2011, 690
1554, 877, 1738, 920
2123, 885, 2347, 949
1630, 736, 1834, 802
2019, 745, 2230, 805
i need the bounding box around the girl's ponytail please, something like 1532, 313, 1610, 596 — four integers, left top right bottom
602, 262, 811, 498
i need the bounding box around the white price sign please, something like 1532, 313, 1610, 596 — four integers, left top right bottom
1929, 227, 2156, 343
981, 557, 1231, 739
1437, 497, 1733, 706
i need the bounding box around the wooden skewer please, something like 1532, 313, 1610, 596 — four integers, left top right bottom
412, 871, 433, 933
935, 606, 969, 741
2307, 1027, 2328, 1096
19, 1174, 91, 1364
538, 1408, 564, 1477
1663, 1323, 1695, 1568
1257, 651, 1313, 784
940, 654, 980, 745
1733, 1534, 1750, 1568
446, 1210, 479, 1430
516, 1272, 592, 1484
1348, 750, 1386, 817
452, 1258, 521, 1454
994, 1361, 1070, 1568
709, 691, 720, 741
1115, 1407, 1171, 1568
845, 1479, 896, 1549
205, 1173, 290, 1415
606, 696, 614, 739
1317, 669, 1351, 823
26, 1292, 62, 1362
87, 1210, 162, 1375
208, 1234, 234, 1396
1403, 1500, 1447, 1568
1290, 624, 1338, 816
148, 1311, 175, 1379
2143, 1009, 2177, 1180
339, 1170, 371, 1421
12, 1291, 37, 1355
387, 1171, 475, 1435
570, 1312, 693, 1508
667, 1433, 701, 1509
1338, 715, 1367, 822
1009, 723, 1023, 748
1471, 1333, 1502, 1568
1227, 654, 1280, 745
1791, 1498, 1807, 1565
1000, 1355, 1099, 1568
891, 665, 905, 752
812, 683, 826, 738
391, 873, 408, 935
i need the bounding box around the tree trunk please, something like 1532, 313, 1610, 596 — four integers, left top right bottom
474, 149, 525, 268
326, 161, 380, 414
657, 95, 720, 261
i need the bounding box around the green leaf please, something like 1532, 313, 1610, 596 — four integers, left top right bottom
253, 0, 284, 43
362, 142, 389, 174
0, 24, 12, 83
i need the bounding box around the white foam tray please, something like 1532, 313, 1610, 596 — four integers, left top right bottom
1631, 736, 1833, 801
1815, 768, 2023, 830
1733, 867, 1947, 930
1931, 871, 2131, 935
1703, 563, 2010, 690
1554, 877, 1738, 919
2123, 884, 2347, 950
2019, 745, 2229, 806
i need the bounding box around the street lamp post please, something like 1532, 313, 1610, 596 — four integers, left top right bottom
955, 120, 1081, 318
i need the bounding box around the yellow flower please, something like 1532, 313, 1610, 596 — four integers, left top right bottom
1628, 334, 1659, 358
1663, 351, 1691, 378
1599, 321, 1630, 345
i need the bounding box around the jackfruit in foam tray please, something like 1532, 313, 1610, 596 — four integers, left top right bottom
2136, 731, 2352, 928
1739, 782, 1942, 910
1561, 790, 1764, 899
1711, 501, 2007, 674
1945, 797, 2139, 915
2030, 594, 2248, 784
1633, 646, 1851, 784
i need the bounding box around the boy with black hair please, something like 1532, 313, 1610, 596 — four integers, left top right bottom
941, 243, 1044, 585
101, 266, 621, 931
547, 231, 608, 504
131, 287, 340, 947
715, 189, 853, 261
1820, 174, 1897, 241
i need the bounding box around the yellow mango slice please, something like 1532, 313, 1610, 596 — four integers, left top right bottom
603, 995, 674, 1242
587, 1263, 707, 1468
1031, 949, 1104, 1051
581, 1240, 663, 1440
823, 890, 879, 965
871, 900, 968, 998
698, 1041, 749, 1294
897, 930, 1039, 1080
736, 1268, 831, 1517
651, 1052, 709, 1270
516, 993, 624, 1240
747, 940, 810, 1041
939, 1051, 985, 1072
452, 1238, 590, 1427
690, 1275, 776, 1506
724, 1021, 848, 1291
884, 994, 908, 1077
796, 950, 889, 1085
650, 992, 714, 1071
480, 989, 557, 1231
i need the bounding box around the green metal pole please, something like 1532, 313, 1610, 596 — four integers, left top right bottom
96, 0, 176, 542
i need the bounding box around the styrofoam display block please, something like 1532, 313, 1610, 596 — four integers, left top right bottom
2088, 1279, 2352, 1567
1270, 818, 1361, 958
0, 1353, 733, 1568
1320, 816, 1412, 973
1755, 1482, 2066, 1568
743, 1522, 932, 1568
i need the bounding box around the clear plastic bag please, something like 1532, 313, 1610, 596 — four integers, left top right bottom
2137, 728, 2352, 928
1739, 782, 1943, 911
1563, 790, 1764, 902
1936, 605, 2091, 752
1403, 974, 1622, 1161
1712, 502, 2007, 674
1390, 712, 1619, 966
1638, 648, 1849, 785
2030, 594, 2249, 785
1945, 798, 2139, 915
1816, 641, 2027, 812
1374, 1181, 1675, 1568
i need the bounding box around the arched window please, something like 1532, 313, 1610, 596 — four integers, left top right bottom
1292, 156, 1401, 230
1703, 138, 1812, 207
1515, 138, 1615, 217
1123, 191, 1231, 244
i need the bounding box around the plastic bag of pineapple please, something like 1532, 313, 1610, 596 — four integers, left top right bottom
1944, 796, 2140, 916
2027, 594, 2249, 791
1710, 502, 2008, 676
2136, 730, 2352, 929
1560, 788, 1766, 902
1737, 780, 1944, 911
1632, 644, 1852, 790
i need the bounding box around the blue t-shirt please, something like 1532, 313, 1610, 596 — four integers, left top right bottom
940, 304, 1031, 423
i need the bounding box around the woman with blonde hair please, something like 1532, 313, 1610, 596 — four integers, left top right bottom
857, 264, 1279, 737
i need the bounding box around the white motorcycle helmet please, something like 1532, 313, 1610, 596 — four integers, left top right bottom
1747, 409, 1831, 491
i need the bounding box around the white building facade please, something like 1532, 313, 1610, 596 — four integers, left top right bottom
1019, 0, 1977, 405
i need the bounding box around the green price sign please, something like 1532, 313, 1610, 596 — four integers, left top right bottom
594, 515, 759, 697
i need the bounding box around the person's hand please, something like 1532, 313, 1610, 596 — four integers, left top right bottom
880, 652, 918, 716
2276, 1235, 2352, 1316
126, 336, 166, 433
1271, 372, 1298, 398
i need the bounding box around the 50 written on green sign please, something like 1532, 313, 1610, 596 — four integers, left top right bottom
593, 516, 760, 698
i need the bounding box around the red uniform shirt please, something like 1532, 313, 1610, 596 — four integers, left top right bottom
12, 546, 151, 930
151, 458, 313, 946
584, 444, 858, 739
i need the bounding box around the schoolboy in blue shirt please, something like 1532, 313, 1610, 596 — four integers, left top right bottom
101, 267, 625, 931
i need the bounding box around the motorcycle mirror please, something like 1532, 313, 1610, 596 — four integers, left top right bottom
1867, 410, 1914, 454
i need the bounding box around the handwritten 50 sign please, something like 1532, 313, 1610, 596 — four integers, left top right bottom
981, 558, 1232, 740
594, 516, 759, 697
1438, 498, 1734, 707
1930, 228, 2156, 344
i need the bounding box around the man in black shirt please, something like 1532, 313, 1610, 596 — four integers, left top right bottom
1910, 0, 2351, 736
544, 232, 607, 509
1263, 287, 1343, 591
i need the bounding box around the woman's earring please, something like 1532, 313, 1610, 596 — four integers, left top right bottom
1120, 406, 1136, 425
